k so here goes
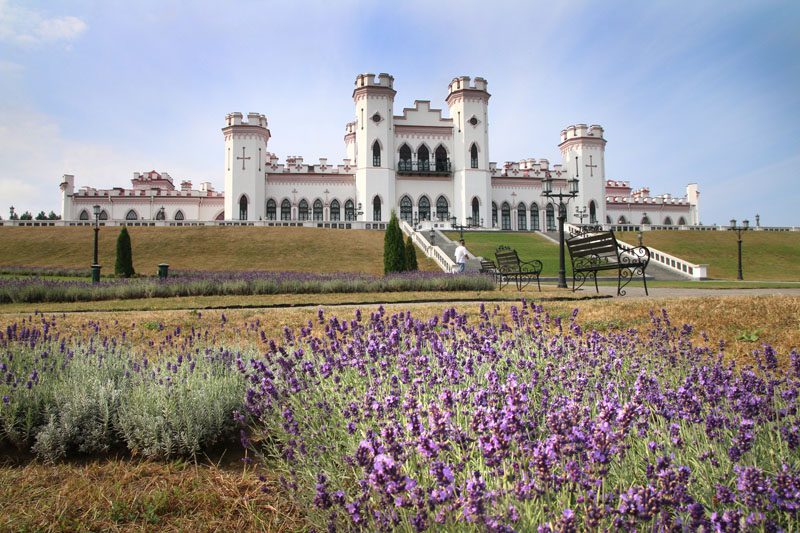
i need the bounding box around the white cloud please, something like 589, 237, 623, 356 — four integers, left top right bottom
0, 0, 87, 46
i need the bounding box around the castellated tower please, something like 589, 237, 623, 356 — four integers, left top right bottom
559, 124, 607, 225
446, 76, 491, 227
222, 112, 270, 221
59, 174, 75, 220
353, 73, 396, 221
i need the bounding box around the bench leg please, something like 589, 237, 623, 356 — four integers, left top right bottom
642, 268, 649, 296
594, 272, 599, 294
536, 274, 541, 292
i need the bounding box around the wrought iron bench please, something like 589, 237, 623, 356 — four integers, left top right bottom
566, 230, 650, 296
494, 245, 543, 291
479, 259, 500, 284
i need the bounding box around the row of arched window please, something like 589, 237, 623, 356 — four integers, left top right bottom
372, 142, 479, 170
78, 209, 185, 221
262, 198, 359, 222
398, 195, 450, 222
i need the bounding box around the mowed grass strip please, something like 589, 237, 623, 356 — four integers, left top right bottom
617, 230, 800, 281
445, 231, 568, 277
0, 226, 438, 275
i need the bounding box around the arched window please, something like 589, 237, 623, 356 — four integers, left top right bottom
330, 199, 341, 221
215, 211, 224, 221
501, 202, 511, 230
239, 196, 248, 220
589, 200, 597, 224
298, 199, 309, 221
663, 216, 673, 226
281, 199, 291, 220
435, 145, 448, 172
471, 197, 480, 225
266, 199, 276, 220
546, 204, 555, 230
399, 144, 412, 171
606, 215, 612, 223
418, 196, 431, 221
417, 145, 430, 172
99, 210, 108, 220
618, 215, 628, 224
313, 199, 323, 221
492, 202, 498, 227
79, 209, 89, 220
345, 199, 355, 221
530, 203, 539, 231
400, 195, 413, 223
174, 210, 184, 221
470, 144, 479, 169
155, 209, 165, 220
372, 140, 381, 167
436, 195, 449, 221
126, 209, 138, 221
641, 215, 651, 225
517, 202, 527, 230
373, 196, 381, 222
678, 216, 687, 226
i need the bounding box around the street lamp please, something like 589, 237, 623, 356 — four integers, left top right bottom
450, 216, 467, 239
91, 204, 101, 283
429, 228, 436, 246
574, 205, 588, 225
542, 171, 579, 288
729, 218, 749, 280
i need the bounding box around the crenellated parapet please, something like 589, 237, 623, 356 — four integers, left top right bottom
352, 72, 396, 102
490, 158, 565, 179
222, 112, 270, 142
265, 155, 355, 175
445, 75, 490, 106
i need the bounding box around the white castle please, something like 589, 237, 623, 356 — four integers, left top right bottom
60, 73, 699, 229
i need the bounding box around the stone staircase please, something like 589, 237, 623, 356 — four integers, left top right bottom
431, 230, 483, 272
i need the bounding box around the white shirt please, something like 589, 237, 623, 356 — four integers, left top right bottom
455, 244, 468, 264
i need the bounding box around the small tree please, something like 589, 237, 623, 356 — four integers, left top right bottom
115, 227, 135, 277
405, 236, 418, 271
47, 211, 60, 220
383, 210, 406, 274
35, 211, 47, 220
20, 211, 32, 220
9, 206, 18, 220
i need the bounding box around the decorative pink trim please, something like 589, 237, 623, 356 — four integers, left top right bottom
394, 125, 453, 135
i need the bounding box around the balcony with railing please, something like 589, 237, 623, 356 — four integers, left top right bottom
397, 159, 452, 176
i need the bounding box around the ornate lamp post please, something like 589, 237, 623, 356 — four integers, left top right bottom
542, 172, 579, 288
450, 216, 467, 239
91, 204, 101, 284
574, 205, 588, 225
729, 218, 749, 280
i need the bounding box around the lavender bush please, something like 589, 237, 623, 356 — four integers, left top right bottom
243, 303, 800, 531
0, 271, 494, 304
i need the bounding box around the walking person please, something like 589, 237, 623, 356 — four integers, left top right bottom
454, 239, 468, 273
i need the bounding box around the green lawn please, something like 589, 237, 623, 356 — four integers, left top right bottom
445, 231, 570, 277
617, 230, 800, 281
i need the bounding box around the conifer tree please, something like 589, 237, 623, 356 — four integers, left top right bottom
405, 235, 418, 271
383, 210, 406, 274
115, 227, 135, 278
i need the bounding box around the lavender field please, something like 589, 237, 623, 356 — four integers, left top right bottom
1, 302, 798, 530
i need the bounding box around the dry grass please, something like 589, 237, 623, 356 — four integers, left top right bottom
0, 226, 438, 275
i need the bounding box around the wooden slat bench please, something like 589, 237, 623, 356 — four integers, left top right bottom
494, 246, 543, 291
479, 259, 500, 284
566, 230, 650, 296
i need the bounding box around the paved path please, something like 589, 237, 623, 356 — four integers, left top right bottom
588, 286, 800, 299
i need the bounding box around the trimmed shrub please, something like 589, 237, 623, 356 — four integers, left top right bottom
115, 227, 135, 278
383, 210, 406, 274
405, 236, 418, 271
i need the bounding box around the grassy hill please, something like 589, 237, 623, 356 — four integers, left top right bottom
0, 226, 437, 276
616, 230, 800, 281
445, 231, 569, 277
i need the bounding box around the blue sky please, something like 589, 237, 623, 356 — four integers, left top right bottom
1, 0, 798, 225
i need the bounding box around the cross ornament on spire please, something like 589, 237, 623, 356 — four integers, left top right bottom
585, 155, 598, 177
237, 147, 251, 170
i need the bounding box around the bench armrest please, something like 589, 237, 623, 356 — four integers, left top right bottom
618, 244, 650, 267
519, 259, 543, 275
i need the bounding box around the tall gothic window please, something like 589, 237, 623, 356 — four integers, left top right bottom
79, 209, 89, 220
266, 199, 276, 220
589, 200, 597, 224
664, 216, 673, 226
470, 143, 478, 169
330, 199, 340, 221
530, 203, 539, 231
281, 199, 291, 220
99, 210, 108, 220
239, 196, 248, 220
400, 195, 413, 223
618, 215, 628, 224
372, 140, 381, 167
436, 195, 449, 221
517, 202, 527, 230
418, 196, 431, 221
546, 204, 555, 230
641, 215, 651, 225
298, 199, 309, 221
417, 145, 430, 172
373, 196, 381, 222
155, 209, 165, 220
174, 210, 184, 221
435, 145, 448, 172
501, 202, 511, 230
126, 209, 138, 221
471, 197, 480, 225
313, 199, 323, 221
399, 144, 412, 171
345, 200, 355, 221
492, 202, 498, 227
678, 216, 686, 225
